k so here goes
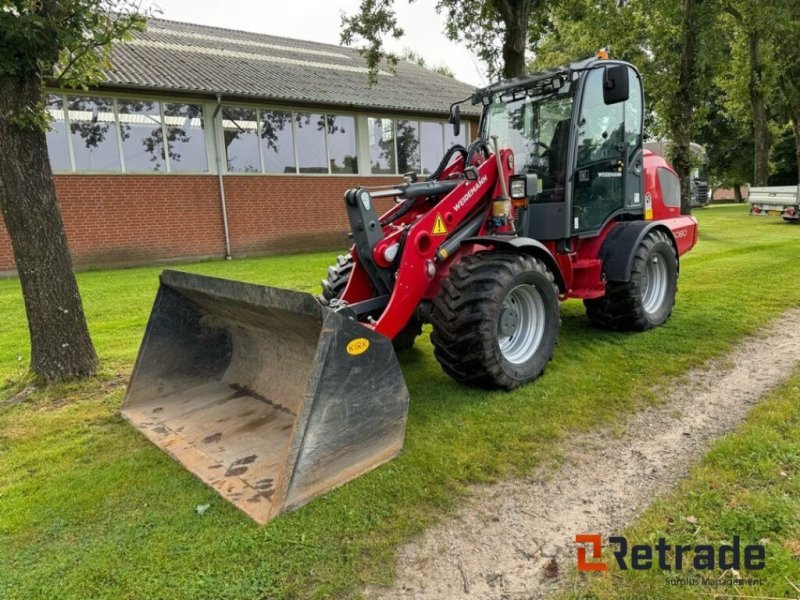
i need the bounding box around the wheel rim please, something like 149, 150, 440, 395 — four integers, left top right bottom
641, 253, 668, 314
498, 284, 546, 364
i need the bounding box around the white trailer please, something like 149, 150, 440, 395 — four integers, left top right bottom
748, 185, 799, 223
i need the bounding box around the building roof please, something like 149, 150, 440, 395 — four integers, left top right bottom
101, 18, 481, 117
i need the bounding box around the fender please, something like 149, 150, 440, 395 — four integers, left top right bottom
598, 221, 678, 283
462, 236, 566, 292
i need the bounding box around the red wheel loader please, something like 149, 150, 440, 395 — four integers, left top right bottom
122, 55, 697, 523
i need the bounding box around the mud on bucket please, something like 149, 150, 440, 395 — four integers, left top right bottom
121, 270, 409, 524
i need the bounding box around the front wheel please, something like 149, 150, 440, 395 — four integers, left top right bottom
318, 253, 421, 351
318, 253, 353, 305
430, 253, 560, 390
585, 229, 678, 331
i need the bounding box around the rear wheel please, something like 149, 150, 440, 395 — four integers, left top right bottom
584, 229, 678, 331
318, 253, 421, 351
430, 253, 560, 390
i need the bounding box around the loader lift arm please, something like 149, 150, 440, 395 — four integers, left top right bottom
338, 142, 514, 341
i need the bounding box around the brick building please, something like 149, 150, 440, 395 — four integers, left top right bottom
0, 18, 479, 272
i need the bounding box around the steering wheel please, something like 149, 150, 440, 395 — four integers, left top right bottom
532, 141, 551, 156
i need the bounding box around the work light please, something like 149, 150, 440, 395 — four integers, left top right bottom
509, 177, 527, 199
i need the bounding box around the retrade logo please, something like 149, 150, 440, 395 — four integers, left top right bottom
576, 534, 608, 571
575, 534, 766, 572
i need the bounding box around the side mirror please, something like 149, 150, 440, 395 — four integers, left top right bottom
449, 104, 461, 138
603, 65, 630, 105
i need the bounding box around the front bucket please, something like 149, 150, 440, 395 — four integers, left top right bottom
122, 270, 409, 524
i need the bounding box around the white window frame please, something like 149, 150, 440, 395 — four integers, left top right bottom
44, 87, 475, 178
220, 104, 362, 176
61, 94, 77, 172
46, 89, 214, 175
365, 114, 470, 177
61, 93, 126, 174
217, 105, 262, 174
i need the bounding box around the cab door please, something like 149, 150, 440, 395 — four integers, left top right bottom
571, 65, 643, 235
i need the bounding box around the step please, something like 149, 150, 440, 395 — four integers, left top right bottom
568, 287, 606, 300
571, 258, 603, 270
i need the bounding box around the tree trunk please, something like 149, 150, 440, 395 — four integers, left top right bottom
733, 182, 743, 203
497, 0, 533, 79
747, 32, 770, 186
0, 74, 97, 382
501, 19, 527, 78
669, 0, 703, 216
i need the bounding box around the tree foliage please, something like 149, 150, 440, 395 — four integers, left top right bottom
0, 0, 148, 383
535, 0, 800, 189
705, 0, 799, 185
696, 89, 752, 196
769, 126, 799, 186
1, 0, 147, 122
341, 0, 800, 193
400, 48, 455, 77
342, 0, 548, 82
771, 0, 800, 184
719, 1, 781, 185
534, 0, 722, 213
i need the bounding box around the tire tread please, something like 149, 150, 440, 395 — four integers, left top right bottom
584, 229, 678, 331
430, 252, 560, 390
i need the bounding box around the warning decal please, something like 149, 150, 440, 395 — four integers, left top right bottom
432, 213, 448, 235
644, 192, 653, 220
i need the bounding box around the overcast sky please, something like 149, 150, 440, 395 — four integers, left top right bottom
150, 0, 487, 87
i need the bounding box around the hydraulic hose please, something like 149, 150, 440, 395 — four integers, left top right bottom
465, 138, 491, 167
428, 144, 467, 181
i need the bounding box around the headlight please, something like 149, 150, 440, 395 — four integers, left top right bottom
509, 177, 527, 199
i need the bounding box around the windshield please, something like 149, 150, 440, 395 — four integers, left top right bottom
483, 88, 574, 202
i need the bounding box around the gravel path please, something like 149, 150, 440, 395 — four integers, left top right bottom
370, 308, 800, 599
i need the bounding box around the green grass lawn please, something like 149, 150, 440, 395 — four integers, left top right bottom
0, 205, 798, 599
565, 373, 800, 599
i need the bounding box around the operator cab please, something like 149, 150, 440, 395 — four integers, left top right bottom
474, 54, 644, 240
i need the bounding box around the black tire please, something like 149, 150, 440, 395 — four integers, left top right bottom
391, 317, 423, 351
430, 252, 560, 390
319, 253, 353, 305
318, 253, 421, 351
584, 229, 678, 331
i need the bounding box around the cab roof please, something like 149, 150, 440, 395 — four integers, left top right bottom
471, 56, 633, 106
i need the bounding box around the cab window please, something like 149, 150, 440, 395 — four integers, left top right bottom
572, 66, 642, 233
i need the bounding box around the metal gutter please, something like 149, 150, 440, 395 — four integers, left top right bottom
212, 93, 232, 260
81, 81, 484, 118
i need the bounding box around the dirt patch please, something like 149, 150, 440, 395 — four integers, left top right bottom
370, 308, 800, 599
